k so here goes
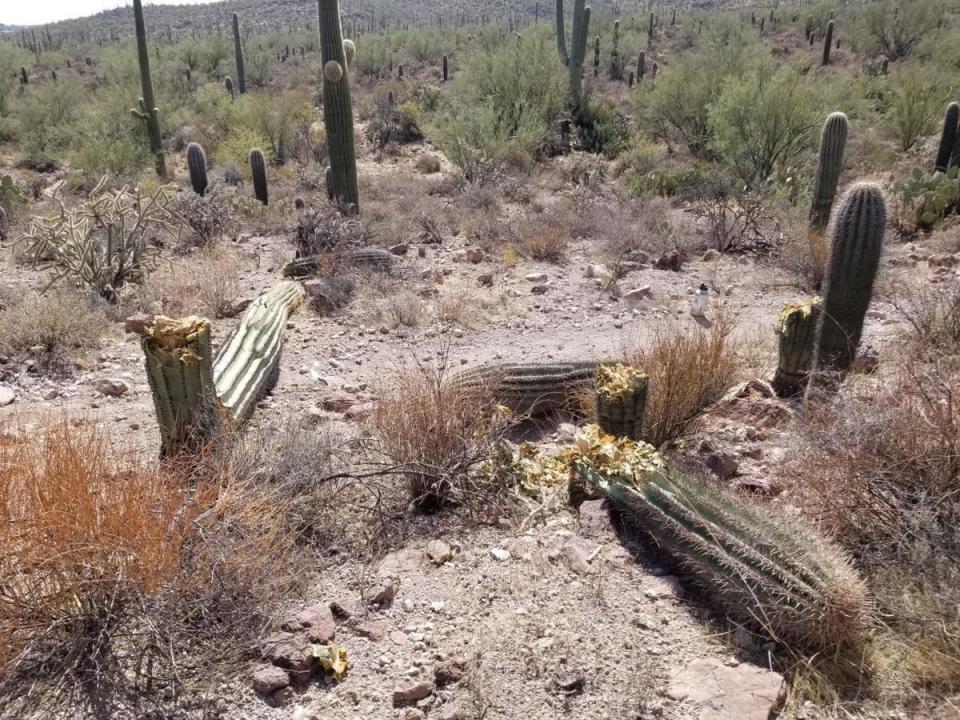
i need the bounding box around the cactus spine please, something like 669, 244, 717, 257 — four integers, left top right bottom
450, 361, 598, 416
570, 433, 868, 651
595, 365, 647, 440
772, 298, 822, 397
935, 102, 959, 172
186, 142, 208, 196
132, 0, 167, 177
249, 148, 268, 205
822, 19, 834, 65
812, 183, 886, 382
232, 12, 246, 94
318, 0, 360, 214
555, 0, 592, 111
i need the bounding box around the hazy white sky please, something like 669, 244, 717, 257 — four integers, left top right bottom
2, 1, 212, 27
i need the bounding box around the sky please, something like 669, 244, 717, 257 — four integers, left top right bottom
1, 0, 212, 27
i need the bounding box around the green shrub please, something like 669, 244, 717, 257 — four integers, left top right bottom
576, 93, 629, 158
214, 127, 272, 177
366, 98, 424, 149
629, 166, 725, 200
235, 91, 313, 164
16, 79, 84, 167
885, 64, 951, 151
863, 0, 944, 61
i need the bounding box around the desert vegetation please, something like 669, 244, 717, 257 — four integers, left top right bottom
2, 0, 960, 718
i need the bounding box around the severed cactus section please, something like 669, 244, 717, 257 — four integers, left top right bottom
596, 364, 648, 440
813, 183, 886, 382
568, 427, 868, 651
449, 361, 598, 416
142, 316, 219, 456
213, 281, 305, 423
772, 298, 822, 398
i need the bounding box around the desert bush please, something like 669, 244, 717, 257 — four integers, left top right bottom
892, 166, 960, 230
576, 93, 630, 157
0, 290, 111, 371
692, 188, 776, 254
625, 314, 741, 447
236, 90, 312, 164
629, 164, 726, 200
416, 153, 442, 174
863, 0, 943, 61
136, 246, 242, 319
16, 78, 84, 167
372, 360, 513, 510
710, 64, 820, 186
365, 98, 424, 149
884, 64, 951, 151
174, 185, 239, 246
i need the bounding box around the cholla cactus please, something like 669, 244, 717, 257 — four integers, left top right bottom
569, 427, 868, 651
186, 142, 208, 196
556, 0, 592, 110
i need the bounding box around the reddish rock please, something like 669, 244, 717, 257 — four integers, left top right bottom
320, 390, 355, 413
123, 312, 154, 335
364, 579, 396, 606
251, 664, 290, 695
434, 657, 467, 686
425, 539, 453, 566
560, 536, 600, 576
261, 631, 314, 673
578, 499, 614, 540
352, 620, 387, 641
705, 451, 739, 481
667, 658, 783, 720
392, 681, 435, 706
377, 548, 422, 577
282, 603, 336, 644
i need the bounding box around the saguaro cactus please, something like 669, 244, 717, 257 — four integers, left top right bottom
19, 66, 27, 85
822, 20, 834, 65
609, 19, 622, 79
593, 35, 600, 76
250, 148, 268, 205
637, 50, 645, 79
772, 298, 822, 397
808, 112, 848, 275
555, 0, 591, 111
935, 102, 959, 172
318, 0, 359, 213
812, 183, 886, 382
132, 0, 167, 177
570, 428, 868, 651
442, 53, 448, 82
232, 12, 246, 94
595, 364, 647, 440
225, 75, 235, 99
186, 142, 208, 196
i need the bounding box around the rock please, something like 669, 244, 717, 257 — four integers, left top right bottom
434, 657, 466, 686
403, 710, 427, 720
437, 704, 468, 720
251, 664, 290, 695
425, 539, 453, 566
123, 312, 153, 334
390, 243, 410, 256
365, 579, 396, 606
282, 603, 336, 644
531, 285, 549, 295
344, 402, 373, 421
560, 536, 599, 576
585, 263, 612, 280
378, 548, 422, 577
578, 499, 613, 540
390, 630, 408, 646
477, 272, 494, 287
702, 248, 721, 261
622, 286, 653, 305
465, 247, 483, 264
329, 600, 357, 619
0, 385, 15, 406
222, 298, 252, 318
654, 251, 685, 271
269, 686, 296, 707
261, 632, 314, 673
352, 620, 387, 641
705, 451, 739, 481
320, 390, 355, 413
525, 272, 548, 282
489, 547, 511, 562
667, 658, 783, 720
93, 378, 130, 398
392, 681, 435, 706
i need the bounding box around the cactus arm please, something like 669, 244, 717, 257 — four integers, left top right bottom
809, 112, 848, 231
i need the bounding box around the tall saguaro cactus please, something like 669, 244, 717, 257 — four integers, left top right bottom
555, 0, 591, 111
822, 20, 834, 65
250, 148, 268, 205
812, 183, 886, 383
318, 0, 360, 214
808, 112, 848, 276
132, 0, 166, 177
186, 142, 208, 196
232, 12, 246, 94
935, 102, 959, 172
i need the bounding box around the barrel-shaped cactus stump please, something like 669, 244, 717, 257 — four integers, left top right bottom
595, 364, 648, 440
772, 298, 822, 398
186, 142, 208, 196
250, 148, 268, 205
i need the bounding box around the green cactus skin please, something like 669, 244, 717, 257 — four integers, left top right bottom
812, 183, 886, 382
629, 70, 634, 88
610, 19, 621, 79
935, 102, 959, 172
250, 148, 268, 205
132, 0, 167, 177
772, 298, 822, 398
637, 50, 645, 79
398, 63, 404, 80
449, 361, 599, 416
142, 316, 219, 456
318, 0, 360, 214
19, 66, 27, 85
648, 12, 654, 41
593, 35, 600, 76
555, 0, 592, 111
232, 12, 246, 94
186, 142, 208, 196
573, 446, 868, 651
213, 281, 305, 423
822, 20, 834, 65
225, 75, 235, 99
442, 54, 448, 82
809, 112, 848, 232
596, 367, 648, 440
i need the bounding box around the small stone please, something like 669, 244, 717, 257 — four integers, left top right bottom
531, 285, 549, 295
390, 630, 409, 645
282, 603, 336, 644
269, 686, 296, 707
434, 657, 466, 686
365, 579, 396, 606
437, 704, 467, 720
353, 620, 387, 641
622, 286, 653, 305
123, 312, 153, 334
392, 681, 434, 706
403, 710, 427, 720
466, 247, 483, 264
261, 632, 314, 673
477, 272, 494, 287
425, 539, 453, 566
702, 248, 721, 261
0, 385, 15, 406
560, 536, 599, 576
320, 390, 355, 413
92, 378, 130, 398
654, 251, 685, 272
489, 547, 511, 562
525, 272, 548, 282
705, 451, 739, 481
251, 664, 290, 695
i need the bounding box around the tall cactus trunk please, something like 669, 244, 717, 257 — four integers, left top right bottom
133, 0, 166, 178
555, 0, 591, 113
232, 12, 246, 94
808, 112, 848, 279
318, 0, 360, 214
935, 102, 959, 173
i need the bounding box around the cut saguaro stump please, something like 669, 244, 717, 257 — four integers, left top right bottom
595, 364, 648, 440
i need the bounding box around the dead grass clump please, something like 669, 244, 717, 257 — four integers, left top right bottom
372, 362, 514, 511
0, 421, 304, 715
0, 289, 112, 371
625, 313, 741, 447
415, 153, 442, 174
136, 246, 242, 319
891, 280, 960, 359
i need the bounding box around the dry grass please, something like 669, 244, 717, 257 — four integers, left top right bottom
0, 289, 113, 371
135, 245, 243, 319
0, 420, 304, 715
624, 313, 742, 447
371, 360, 514, 511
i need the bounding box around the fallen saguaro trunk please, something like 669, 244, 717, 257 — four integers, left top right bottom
140, 280, 305, 455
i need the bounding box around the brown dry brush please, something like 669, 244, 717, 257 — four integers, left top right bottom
0, 420, 305, 715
